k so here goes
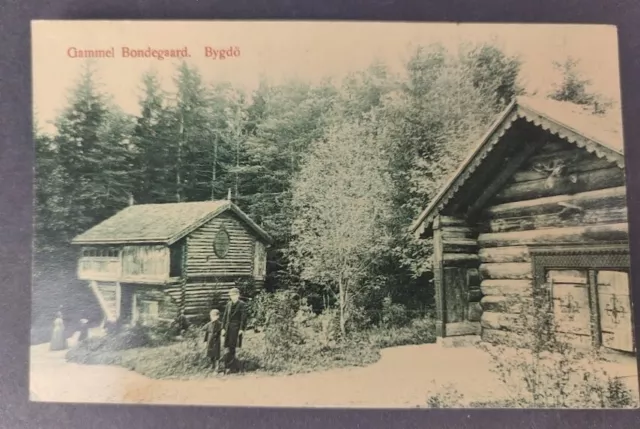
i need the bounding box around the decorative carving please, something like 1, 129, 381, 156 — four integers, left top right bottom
605, 294, 627, 325
557, 201, 584, 219
531, 154, 579, 189
559, 293, 581, 321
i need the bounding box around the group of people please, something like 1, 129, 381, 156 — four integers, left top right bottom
49, 288, 248, 374
202, 287, 248, 374
49, 308, 89, 351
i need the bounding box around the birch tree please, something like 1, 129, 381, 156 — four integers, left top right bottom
289, 116, 393, 336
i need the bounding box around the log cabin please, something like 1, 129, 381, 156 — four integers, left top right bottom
410, 96, 635, 355
72, 200, 272, 325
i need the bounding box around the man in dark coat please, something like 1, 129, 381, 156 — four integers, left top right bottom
221, 287, 247, 368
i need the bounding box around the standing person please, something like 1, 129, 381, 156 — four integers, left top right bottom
171, 308, 190, 337
49, 311, 67, 351
221, 288, 247, 370
78, 317, 90, 342
203, 309, 222, 372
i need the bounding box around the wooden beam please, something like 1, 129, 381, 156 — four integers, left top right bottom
494, 167, 625, 205
480, 295, 531, 313
115, 282, 122, 319
89, 280, 116, 322
479, 246, 530, 263
466, 139, 544, 218
445, 321, 481, 337
480, 262, 532, 280
442, 253, 479, 265
442, 239, 478, 253
480, 279, 532, 296
478, 223, 628, 248
512, 154, 615, 183
483, 186, 627, 220
485, 207, 628, 234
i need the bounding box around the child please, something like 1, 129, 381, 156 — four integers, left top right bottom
78, 317, 90, 342
203, 309, 222, 372
49, 311, 67, 351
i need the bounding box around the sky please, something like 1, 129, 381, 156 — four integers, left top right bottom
32, 21, 622, 133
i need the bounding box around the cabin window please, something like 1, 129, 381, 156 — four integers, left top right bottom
531, 246, 633, 353
214, 227, 230, 258
82, 247, 120, 258
140, 300, 159, 325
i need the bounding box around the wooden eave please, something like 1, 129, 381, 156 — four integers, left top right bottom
72, 202, 273, 246
410, 100, 626, 238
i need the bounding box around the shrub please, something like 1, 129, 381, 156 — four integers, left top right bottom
381, 297, 410, 328
479, 288, 638, 409
369, 317, 436, 348
66, 322, 180, 364
425, 383, 465, 408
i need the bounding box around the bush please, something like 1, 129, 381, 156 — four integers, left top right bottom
479, 289, 638, 409
369, 317, 436, 348
66, 322, 180, 364
425, 383, 465, 408
381, 297, 410, 328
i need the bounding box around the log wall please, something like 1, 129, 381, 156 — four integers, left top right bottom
186, 212, 256, 278
165, 278, 259, 320
477, 140, 628, 346
132, 285, 179, 323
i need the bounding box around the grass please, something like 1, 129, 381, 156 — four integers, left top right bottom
65, 317, 436, 379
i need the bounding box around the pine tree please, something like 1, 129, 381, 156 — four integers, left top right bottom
131, 70, 178, 204
549, 56, 611, 113
240, 79, 337, 289
53, 62, 134, 244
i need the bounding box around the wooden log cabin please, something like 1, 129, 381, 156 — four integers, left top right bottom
410, 96, 636, 355
72, 200, 272, 325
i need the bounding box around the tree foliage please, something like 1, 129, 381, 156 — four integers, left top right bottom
289, 115, 393, 335
33, 42, 559, 335
549, 56, 612, 114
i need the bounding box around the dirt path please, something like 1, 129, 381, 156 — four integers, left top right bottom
30, 340, 638, 407
30, 342, 512, 407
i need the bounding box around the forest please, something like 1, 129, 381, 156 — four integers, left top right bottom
33, 41, 608, 339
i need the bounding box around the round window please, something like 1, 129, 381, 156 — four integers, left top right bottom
214, 228, 230, 258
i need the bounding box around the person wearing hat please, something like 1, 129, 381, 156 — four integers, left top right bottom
221, 287, 247, 368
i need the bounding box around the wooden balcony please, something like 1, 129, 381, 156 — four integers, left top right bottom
78, 257, 121, 281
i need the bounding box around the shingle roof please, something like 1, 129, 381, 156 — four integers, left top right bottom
72, 200, 272, 245
517, 96, 624, 154
410, 97, 626, 236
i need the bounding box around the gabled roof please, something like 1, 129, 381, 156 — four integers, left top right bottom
410, 96, 626, 236
72, 200, 273, 245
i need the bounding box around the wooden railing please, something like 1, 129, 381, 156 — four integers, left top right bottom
78, 257, 120, 280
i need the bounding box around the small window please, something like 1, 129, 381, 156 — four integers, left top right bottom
214, 227, 230, 258
140, 300, 159, 325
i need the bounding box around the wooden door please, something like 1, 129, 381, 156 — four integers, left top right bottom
119, 284, 135, 325
597, 271, 634, 352
549, 270, 592, 341
443, 267, 468, 323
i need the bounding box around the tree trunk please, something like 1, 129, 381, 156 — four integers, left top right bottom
338, 278, 347, 337
211, 132, 218, 201
176, 112, 184, 203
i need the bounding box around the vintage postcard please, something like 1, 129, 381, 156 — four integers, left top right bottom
30, 20, 639, 408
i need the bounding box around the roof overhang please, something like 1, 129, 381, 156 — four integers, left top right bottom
71, 201, 274, 246
410, 98, 625, 238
